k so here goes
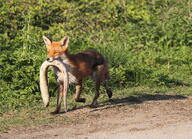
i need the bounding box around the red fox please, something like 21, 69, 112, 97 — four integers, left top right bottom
43, 36, 112, 113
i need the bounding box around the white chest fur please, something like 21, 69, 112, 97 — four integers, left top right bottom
52, 58, 78, 84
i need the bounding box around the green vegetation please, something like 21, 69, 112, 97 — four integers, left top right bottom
0, 0, 192, 119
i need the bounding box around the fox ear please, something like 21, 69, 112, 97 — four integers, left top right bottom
60, 36, 69, 48
43, 36, 51, 46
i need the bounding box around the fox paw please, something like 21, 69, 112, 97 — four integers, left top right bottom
75, 98, 86, 103
51, 110, 60, 115
106, 89, 112, 98
89, 104, 98, 108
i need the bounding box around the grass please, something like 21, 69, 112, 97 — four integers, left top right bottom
0, 85, 191, 132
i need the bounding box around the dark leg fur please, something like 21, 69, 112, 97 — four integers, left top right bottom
90, 77, 100, 107
106, 89, 112, 98
90, 64, 112, 107
52, 83, 63, 114
104, 81, 112, 99
73, 82, 86, 103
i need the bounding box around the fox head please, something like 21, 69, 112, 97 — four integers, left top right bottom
43, 36, 69, 61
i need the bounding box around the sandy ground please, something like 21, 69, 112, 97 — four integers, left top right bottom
1, 94, 192, 139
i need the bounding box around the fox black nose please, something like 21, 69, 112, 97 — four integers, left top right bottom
46, 58, 54, 61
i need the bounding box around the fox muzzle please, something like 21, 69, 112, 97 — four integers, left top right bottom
46, 56, 60, 62
46, 58, 54, 62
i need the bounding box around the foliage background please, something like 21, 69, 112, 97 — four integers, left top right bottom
0, 0, 192, 113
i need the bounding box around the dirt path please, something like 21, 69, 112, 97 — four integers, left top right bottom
1, 95, 192, 139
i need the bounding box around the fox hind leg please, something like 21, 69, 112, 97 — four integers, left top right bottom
104, 80, 112, 99
91, 72, 101, 107
91, 64, 112, 107
103, 70, 112, 99
98, 64, 113, 99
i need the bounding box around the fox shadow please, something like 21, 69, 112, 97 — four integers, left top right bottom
66, 93, 187, 113
106, 93, 187, 105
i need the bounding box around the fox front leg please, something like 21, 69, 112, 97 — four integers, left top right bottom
51, 82, 63, 114
73, 82, 86, 103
